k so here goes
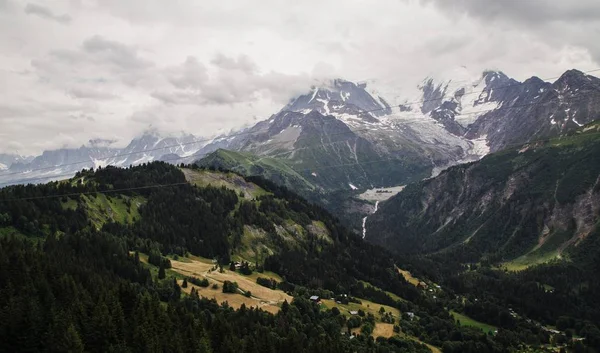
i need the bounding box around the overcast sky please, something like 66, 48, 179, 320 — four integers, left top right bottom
1, 0, 599, 155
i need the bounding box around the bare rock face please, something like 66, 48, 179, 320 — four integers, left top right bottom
366, 122, 600, 263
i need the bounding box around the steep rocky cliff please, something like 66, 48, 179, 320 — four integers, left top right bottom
366, 120, 600, 265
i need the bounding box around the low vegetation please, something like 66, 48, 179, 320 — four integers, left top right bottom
450, 311, 497, 334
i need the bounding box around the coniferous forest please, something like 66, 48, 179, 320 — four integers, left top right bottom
0, 162, 598, 352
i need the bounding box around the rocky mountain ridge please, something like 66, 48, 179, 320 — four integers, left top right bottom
3, 68, 600, 193
365, 120, 600, 267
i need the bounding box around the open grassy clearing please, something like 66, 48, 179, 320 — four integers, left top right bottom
450, 311, 497, 333
136, 253, 185, 279
372, 323, 395, 338
233, 225, 275, 262
186, 254, 215, 264
540, 283, 555, 292
503, 227, 574, 271
0, 226, 44, 243
398, 333, 442, 353
178, 279, 281, 314
396, 266, 421, 286
359, 280, 406, 302
241, 269, 283, 283
181, 168, 269, 199
350, 325, 442, 353
196, 149, 317, 193
307, 220, 332, 244
62, 194, 144, 229
61, 197, 78, 211
320, 298, 400, 321
169, 257, 292, 314
502, 250, 561, 272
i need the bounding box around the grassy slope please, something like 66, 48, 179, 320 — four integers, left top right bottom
62, 194, 145, 229
359, 280, 406, 302
182, 168, 270, 199
502, 251, 562, 272
320, 298, 401, 322
396, 267, 421, 286
0, 226, 44, 243
450, 311, 497, 333
167, 255, 292, 314
196, 149, 316, 192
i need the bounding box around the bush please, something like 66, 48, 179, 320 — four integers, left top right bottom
347, 316, 361, 329
0, 213, 10, 226
148, 249, 171, 269
257, 277, 279, 289
239, 262, 252, 275
187, 277, 209, 287
361, 323, 374, 336
223, 280, 238, 293
212, 283, 219, 290
244, 291, 252, 298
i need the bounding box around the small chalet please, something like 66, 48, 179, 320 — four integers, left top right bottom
406, 312, 415, 320
309, 295, 320, 303
349, 310, 359, 316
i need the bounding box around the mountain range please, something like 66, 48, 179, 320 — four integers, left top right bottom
3, 68, 600, 210
0, 132, 208, 186
3, 67, 600, 352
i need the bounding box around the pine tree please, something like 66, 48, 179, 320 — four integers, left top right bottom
182, 278, 188, 288
158, 264, 166, 279
64, 324, 84, 353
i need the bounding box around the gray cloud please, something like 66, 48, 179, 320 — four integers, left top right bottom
211, 54, 258, 74
152, 54, 316, 106
423, 0, 600, 62
0, 0, 15, 12
165, 56, 208, 90
423, 0, 600, 24
69, 113, 95, 122
82, 35, 153, 71
1, 0, 599, 155
24, 3, 71, 24
66, 87, 118, 100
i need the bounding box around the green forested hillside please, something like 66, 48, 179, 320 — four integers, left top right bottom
1, 162, 554, 353
196, 149, 318, 195
196, 149, 374, 230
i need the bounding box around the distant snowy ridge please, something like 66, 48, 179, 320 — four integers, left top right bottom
3, 68, 600, 191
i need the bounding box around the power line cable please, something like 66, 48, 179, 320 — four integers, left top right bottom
0, 182, 189, 202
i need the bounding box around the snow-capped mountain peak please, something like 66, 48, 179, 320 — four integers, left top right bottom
0, 132, 210, 186
3, 68, 600, 193
283, 79, 391, 117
